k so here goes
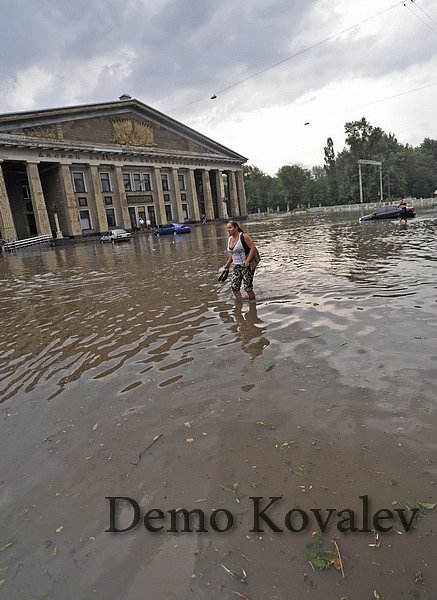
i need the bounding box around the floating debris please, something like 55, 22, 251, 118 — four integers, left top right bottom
221, 564, 248, 584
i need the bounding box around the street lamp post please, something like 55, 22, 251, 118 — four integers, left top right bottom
358, 159, 383, 203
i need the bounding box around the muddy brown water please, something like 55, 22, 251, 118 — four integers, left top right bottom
1, 211, 437, 599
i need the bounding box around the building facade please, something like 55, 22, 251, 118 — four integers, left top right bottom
0, 96, 248, 242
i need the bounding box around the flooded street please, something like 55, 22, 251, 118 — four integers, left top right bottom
1, 210, 437, 599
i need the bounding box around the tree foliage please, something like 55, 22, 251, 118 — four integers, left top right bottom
244, 117, 437, 211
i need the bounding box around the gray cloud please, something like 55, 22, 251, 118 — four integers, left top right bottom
1, 0, 436, 169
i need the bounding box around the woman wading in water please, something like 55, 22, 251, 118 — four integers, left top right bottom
222, 221, 258, 301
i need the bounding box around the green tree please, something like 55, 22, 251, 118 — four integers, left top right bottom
276, 164, 311, 209
243, 165, 281, 212
323, 137, 338, 204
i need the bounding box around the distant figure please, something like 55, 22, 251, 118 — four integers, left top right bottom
52, 229, 58, 240
146, 218, 151, 229
200, 214, 206, 224
139, 217, 145, 229
398, 200, 408, 223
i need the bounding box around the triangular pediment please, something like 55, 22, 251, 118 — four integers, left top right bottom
0, 98, 246, 162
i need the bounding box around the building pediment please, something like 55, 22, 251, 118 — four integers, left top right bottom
0, 98, 246, 163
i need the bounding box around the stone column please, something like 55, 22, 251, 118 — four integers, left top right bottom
89, 165, 109, 233
59, 164, 82, 236
0, 160, 17, 241
213, 170, 227, 219
151, 167, 167, 226
113, 167, 131, 229
187, 169, 200, 222
26, 161, 52, 235
201, 169, 214, 220
170, 168, 184, 222
235, 169, 248, 216
227, 170, 239, 217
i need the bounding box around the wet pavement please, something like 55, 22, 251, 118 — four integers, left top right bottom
1, 210, 437, 599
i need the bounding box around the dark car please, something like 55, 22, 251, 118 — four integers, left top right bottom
155, 223, 191, 236
359, 205, 415, 222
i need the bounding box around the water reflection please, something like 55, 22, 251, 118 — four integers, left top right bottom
235, 303, 269, 359
217, 302, 270, 359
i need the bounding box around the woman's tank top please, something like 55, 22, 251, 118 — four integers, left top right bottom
227, 235, 246, 265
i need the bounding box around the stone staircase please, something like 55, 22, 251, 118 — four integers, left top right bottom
2, 234, 52, 252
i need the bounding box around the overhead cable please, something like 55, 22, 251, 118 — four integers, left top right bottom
169, 0, 410, 112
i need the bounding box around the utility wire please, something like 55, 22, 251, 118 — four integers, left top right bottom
413, 0, 437, 27
404, 2, 437, 34
214, 1, 409, 96
169, 0, 410, 112
368, 80, 437, 104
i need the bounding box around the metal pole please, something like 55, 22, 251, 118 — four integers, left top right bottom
379, 165, 384, 203
358, 163, 363, 203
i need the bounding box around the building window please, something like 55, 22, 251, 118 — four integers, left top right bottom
123, 172, 132, 191
178, 174, 186, 191
164, 193, 170, 202
181, 193, 187, 201
143, 173, 152, 191
161, 173, 170, 191
182, 203, 189, 220
25, 201, 33, 213
22, 185, 31, 199
72, 171, 86, 193
165, 204, 172, 221
104, 196, 113, 206
132, 173, 143, 191
106, 208, 117, 228
79, 210, 92, 230
100, 172, 111, 192
78, 197, 88, 207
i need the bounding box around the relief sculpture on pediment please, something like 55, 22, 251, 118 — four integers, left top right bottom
111, 117, 155, 147
21, 126, 59, 139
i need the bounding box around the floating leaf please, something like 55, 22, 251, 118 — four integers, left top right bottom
55, 526, 63, 533
92, 423, 98, 431
406, 500, 436, 515
232, 592, 251, 600
256, 422, 276, 430
186, 438, 194, 443
421, 502, 437, 510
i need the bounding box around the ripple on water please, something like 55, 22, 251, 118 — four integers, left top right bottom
1, 211, 437, 403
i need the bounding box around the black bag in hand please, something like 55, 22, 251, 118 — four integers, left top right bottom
218, 268, 229, 282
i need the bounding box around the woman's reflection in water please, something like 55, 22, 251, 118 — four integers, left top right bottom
232, 302, 270, 359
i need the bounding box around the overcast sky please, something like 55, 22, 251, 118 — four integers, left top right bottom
1, 0, 436, 174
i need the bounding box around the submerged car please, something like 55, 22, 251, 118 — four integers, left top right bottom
100, 228, 132, 242
359, 205, 415, 222
155, 223, 192, 236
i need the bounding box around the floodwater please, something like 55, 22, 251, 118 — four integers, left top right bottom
1, 210, 437, 599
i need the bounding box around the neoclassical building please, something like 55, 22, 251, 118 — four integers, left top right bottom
0, 95, 247, 241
